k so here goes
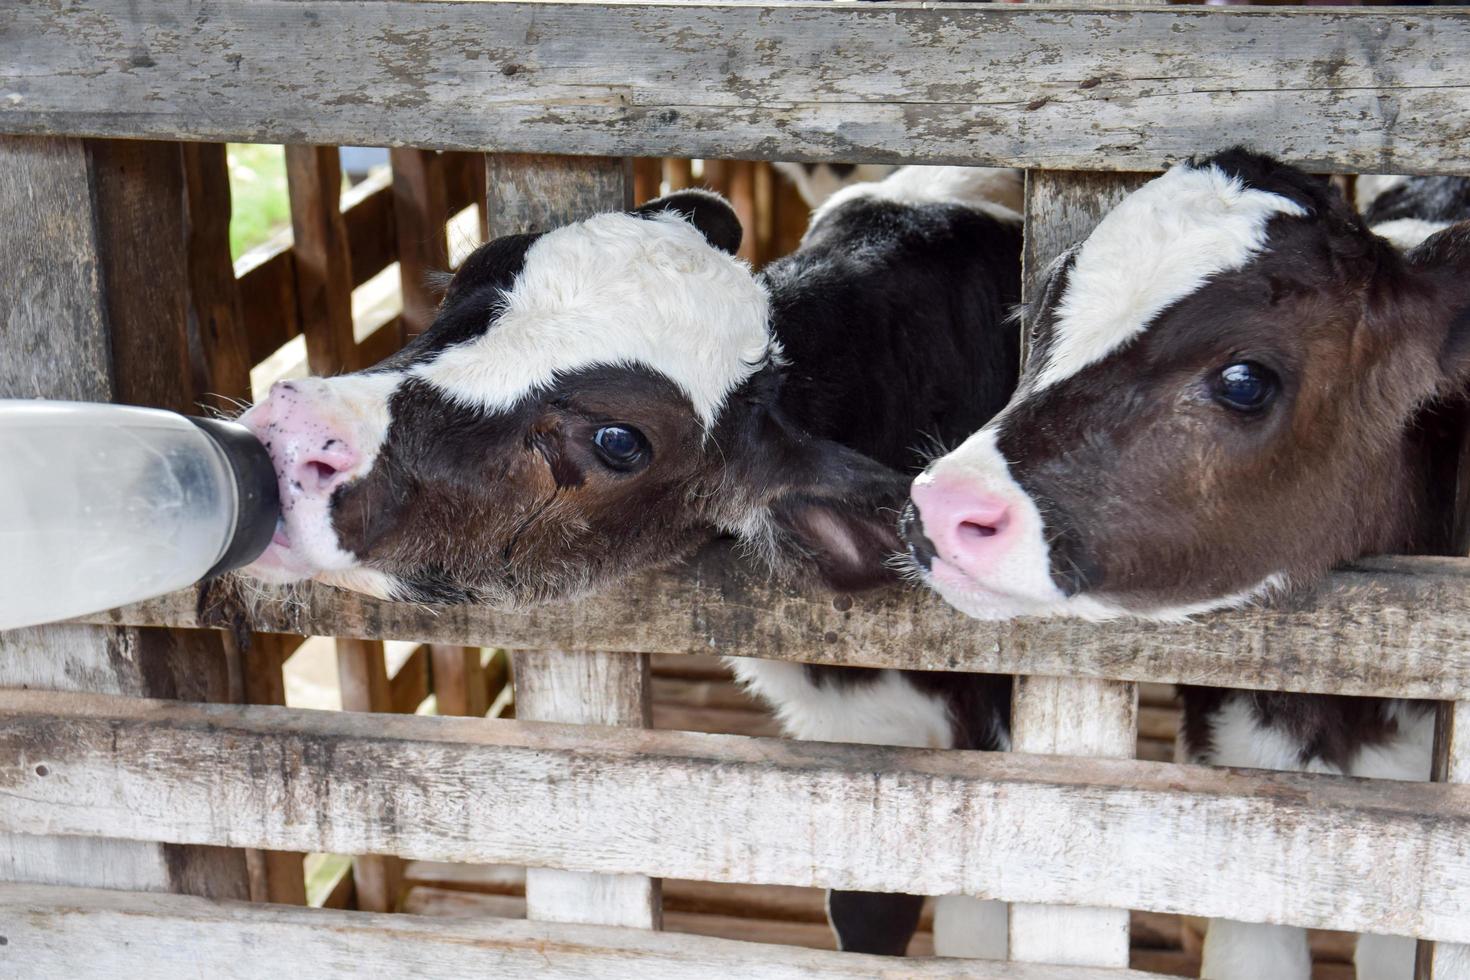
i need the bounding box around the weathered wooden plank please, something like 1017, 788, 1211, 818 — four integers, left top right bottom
513, 646, 660, 929
0, 883, 1148, 980
486, 154, 633, 239
430, 646, 488, 718
4, 3, 1470, 175
1422, 702, 1470, 979
88, 550, 1470, 700
0, 135, 112, 400
182, 142, 253, 409
6, 691, 1470, 941
286, 145, 359, 375
0, 134, 249, 901
336, 638, 402, 913
237, 633, 308, 906
1006, 169, 1146, 969
389, 147, 449, 341
391, 645, 432, 715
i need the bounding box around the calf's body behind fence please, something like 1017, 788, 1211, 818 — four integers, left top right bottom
904, 152, 1470, 979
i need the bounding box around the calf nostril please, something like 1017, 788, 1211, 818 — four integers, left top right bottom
306, 460, 339, 489
959, 520, 1000, 541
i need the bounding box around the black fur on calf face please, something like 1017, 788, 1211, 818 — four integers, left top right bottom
240, 190, 911, 605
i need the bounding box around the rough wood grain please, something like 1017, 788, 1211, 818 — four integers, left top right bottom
513, 647, 659, 929
0, 883, 1153, 980
1009, 677, 1138, 966
336, 638, 401, 913
485, 154, 633, 238
6, 691, 1470, 941
1421, 701, 1470, 979
238, 633, 308, 906
86, 549, 1470, 700
285, 144, 358, 375
182, 142, 253, 409
1007, 169, 1146, 969
5, 3, 1469, 175
0, 134, 247, 901
389, 147, 449, 341
0, 135, 112, 400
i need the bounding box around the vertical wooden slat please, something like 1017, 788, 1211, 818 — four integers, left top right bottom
430, 645, 490, 718
1419, 702, 1470, 978
1007, 170, 1150, 968
239, 633, 310, 905
389, 147, 449, 342
633, 157, 663, 205
0, 134, 249, 901
752, 162, 776, 267
1008, 676, 1137, 966
664, 159, 694, 193
336, 638, 402, 912
182, 143, 253, 409
511, 649, 661, 930
486, 152, 657, 931
725, 161, 759, 265
387, 147, 490, 713
285, 145, 357, 375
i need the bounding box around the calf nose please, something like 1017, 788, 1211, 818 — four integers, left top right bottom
908, 476, 1014, 581
252, 381, 360, 499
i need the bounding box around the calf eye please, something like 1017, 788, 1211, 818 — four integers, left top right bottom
1213, 362, 1278, 413
592, 425, 650, 471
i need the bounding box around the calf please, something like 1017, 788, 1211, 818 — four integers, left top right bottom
240, 166, 1025, 956
901, 150, 1470, 979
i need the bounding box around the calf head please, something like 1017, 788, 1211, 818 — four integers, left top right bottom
903, 150, 1470, 620
241, 192, 905, 605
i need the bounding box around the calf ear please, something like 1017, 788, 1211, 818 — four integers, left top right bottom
754, 439, 911, 593
634, 190, 743, 255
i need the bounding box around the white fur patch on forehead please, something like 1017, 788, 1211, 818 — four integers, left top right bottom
411, 211, 773, 427
1033, 163, 1307, 391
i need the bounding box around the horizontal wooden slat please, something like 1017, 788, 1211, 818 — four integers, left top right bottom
85, 548, 1470, 698
4, 3, 1469, 174
0, 883, 1142, 979
4, 691, 1470, 941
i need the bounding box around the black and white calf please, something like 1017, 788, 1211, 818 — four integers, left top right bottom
902, 151, 1470, 979
774, 162, 899, 207
240, 165, 1025, 956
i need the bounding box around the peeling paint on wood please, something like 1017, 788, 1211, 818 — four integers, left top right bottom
3, 691, 1470, 941
81, 549, 1470, 700
0, 883, 1157, 979
1, 4, 1467, 174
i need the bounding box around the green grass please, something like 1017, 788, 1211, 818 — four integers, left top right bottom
227, 143, 291, 261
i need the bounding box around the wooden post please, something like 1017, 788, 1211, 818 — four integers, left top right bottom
1418, 702, 1470, 978
664, 159, 694, 193
0, 134, 249, 900
430, 646, 490, 718
510, 649, 660, 928
633, 158, 663, 205
486, 152, 658, 931
389, 147, 449, 342
1007, 170, 1150, 968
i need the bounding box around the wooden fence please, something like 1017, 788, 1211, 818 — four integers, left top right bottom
2, 2, 1469, 977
